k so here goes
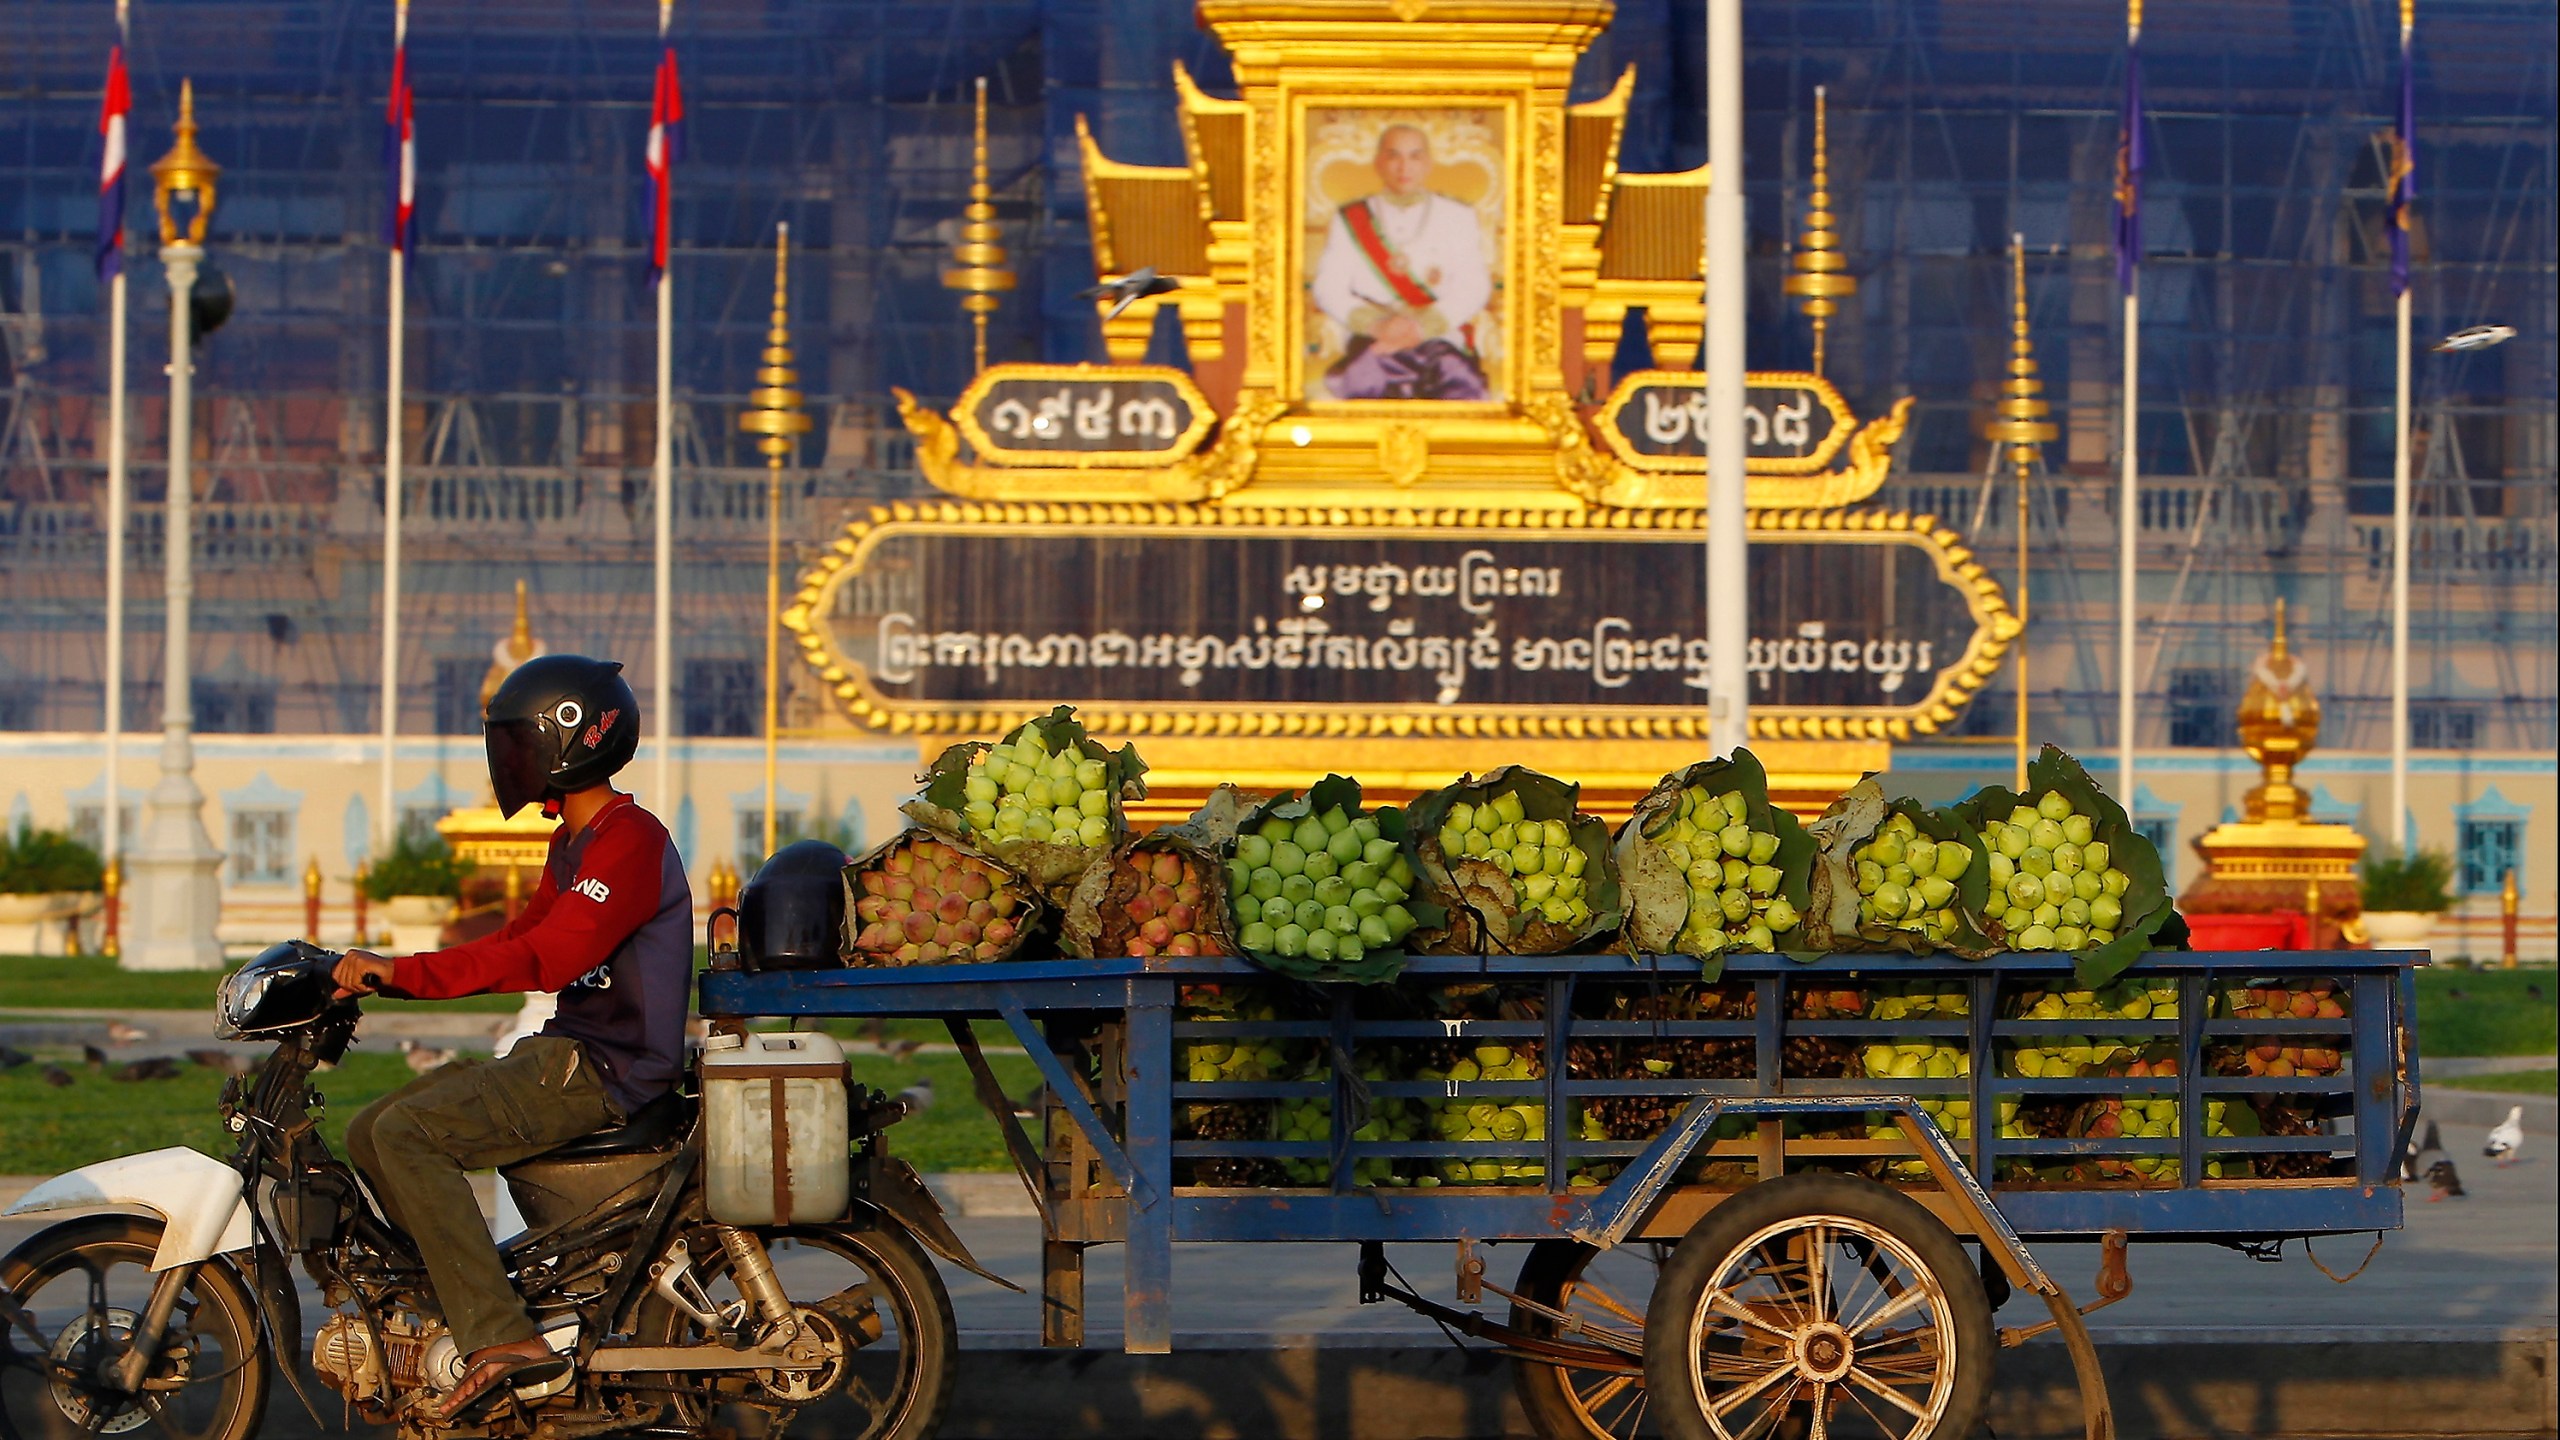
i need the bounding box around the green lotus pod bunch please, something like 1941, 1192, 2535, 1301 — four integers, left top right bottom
963, 726, 1114, 848
1980, 788, 2132, 950
2015, 980, 2182, 1023
1865, 977, 1970, 1020
1437, 792, 1593, 931
1408, 1044, 1592, 1188
1859, 1040, 1972, 1178
1855, 811, 1971, 944
1664, 786, 1801, 953
2077, 1096, 2242, 1182
1177, 996, 1293, 1088
1229, 806, 1421, 966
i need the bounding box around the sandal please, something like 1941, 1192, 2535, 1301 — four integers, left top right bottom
433, 1349, 573, 1422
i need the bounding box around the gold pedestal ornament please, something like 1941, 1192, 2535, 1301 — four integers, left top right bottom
2187, 600, 2369, 943
436, 580, 562, 878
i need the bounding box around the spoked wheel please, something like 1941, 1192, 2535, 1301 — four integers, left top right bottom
1510, 1240, 1663, 1439
627, 1224, 955, 1440
1644, 1175, 1992, 1440
0, 1215, 268, 1440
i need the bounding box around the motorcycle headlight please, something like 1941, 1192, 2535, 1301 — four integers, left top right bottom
214, 965, 278, 1041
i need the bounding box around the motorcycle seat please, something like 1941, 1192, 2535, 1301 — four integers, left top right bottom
518, 1089, 692, 1162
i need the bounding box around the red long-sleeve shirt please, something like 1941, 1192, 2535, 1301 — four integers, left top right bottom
393, 793, 693, 1111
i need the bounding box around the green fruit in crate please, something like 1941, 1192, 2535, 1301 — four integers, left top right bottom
1983, 789, 2136, 950
1237, 805, 1418, 961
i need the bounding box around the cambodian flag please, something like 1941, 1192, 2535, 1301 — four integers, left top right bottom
385, 36, 416, 254
96, 46, 130, 282
646, 45, 683, 283
2113, 37, 2143, 296
2388, 33, 2416, 296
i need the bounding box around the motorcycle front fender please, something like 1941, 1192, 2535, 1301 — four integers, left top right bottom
4, 1147, 254, 1272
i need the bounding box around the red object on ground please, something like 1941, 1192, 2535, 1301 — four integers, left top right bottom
2183, 911, 2311, 951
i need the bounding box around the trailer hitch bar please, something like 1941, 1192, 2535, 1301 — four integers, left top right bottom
1355, 1241, 1645, 1369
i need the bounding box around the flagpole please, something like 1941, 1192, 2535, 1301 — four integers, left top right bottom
2388, 0, 2414, 850
378, 0, 407, 860
2117, 0, 2141, 802
103, 3, 131, 898
1704, 0, 1749, 759
651, 0, 674, 817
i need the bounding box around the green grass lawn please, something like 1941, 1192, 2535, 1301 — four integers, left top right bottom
0, 955, 520, 1014
2415, 966, 2557, 1058
2436, 1068, 2555, 1096
0, 1042, 1038, 1176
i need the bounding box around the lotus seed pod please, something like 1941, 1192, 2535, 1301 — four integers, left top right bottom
1280, 874, 1315, 903
2063, 814, 2095, 846
2073, 870, 2106, 901
2102, 868, 2131, 897
1304, 928, 1338, 961
2052, 842, 2084, 875
2083, 840, 2110, 873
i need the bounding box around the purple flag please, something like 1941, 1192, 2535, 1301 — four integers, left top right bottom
2388, 37, 2415, 296
2113, 40, 2143, 296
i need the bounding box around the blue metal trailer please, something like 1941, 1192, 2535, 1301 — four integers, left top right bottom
701, 947, 2422, 1440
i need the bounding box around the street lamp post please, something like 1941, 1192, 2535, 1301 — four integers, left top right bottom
124, 79, 225, 971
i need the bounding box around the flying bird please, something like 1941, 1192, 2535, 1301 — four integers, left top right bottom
2432, 324, 2515, 353
1077, 266, 1180, 322
105, 1021, 153, 1045
2425, 1158, 2465, 1201
2484, 1105, 2525, 1167
40, 1065, 75, 1088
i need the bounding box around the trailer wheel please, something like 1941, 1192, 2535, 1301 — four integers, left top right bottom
1643, 1174, 1992, 1440
1509, 1239, 1662, 1439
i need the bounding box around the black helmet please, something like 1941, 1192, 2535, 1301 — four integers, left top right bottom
739, 839, 849, 971
484, 654, 640, 818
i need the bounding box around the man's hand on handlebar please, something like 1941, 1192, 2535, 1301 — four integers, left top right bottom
333, 951, 398, 999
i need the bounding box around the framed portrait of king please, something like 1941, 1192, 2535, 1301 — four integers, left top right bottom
1297, 103, 1514, 407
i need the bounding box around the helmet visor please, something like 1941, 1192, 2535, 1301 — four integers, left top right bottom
484, 718, 551, 818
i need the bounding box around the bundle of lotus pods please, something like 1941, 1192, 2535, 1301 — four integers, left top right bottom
909, 706, 1148, 896
1409, 767, 1620, 957
1619, 750, 1813, 967
1228, 776, 1430, 982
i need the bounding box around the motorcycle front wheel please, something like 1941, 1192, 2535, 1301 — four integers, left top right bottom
626, 1222, 955, 1440
0, 1214, 268, 1440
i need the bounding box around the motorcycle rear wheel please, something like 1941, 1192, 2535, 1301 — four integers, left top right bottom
625, 1222, 954, 1440
0, 1214, 268, 1440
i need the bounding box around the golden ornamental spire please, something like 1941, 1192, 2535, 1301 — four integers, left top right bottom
741, 225, 809, 860
150, 78, 222, 247
1984, 235, 2056, 789
1783, 86, 1856, 377
2236, 596, 2324, 822
941, 78, 1016, 376
1987, 237, 2058, 476
739, 227, 810, 464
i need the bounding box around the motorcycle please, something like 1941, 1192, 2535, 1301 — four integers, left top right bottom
0, 940, 994, 1440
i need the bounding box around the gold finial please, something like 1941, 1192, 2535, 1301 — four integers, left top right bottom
2236, 594, 2323, 822
150, 79, 222, 248
941, 77, 1016, 375
481, 578, 545, 709
1985, 236, 2057, 476
1784, 85, 1856, 377
2399, 0, 2413, 39
2129, 0, 2143, 35
738, 226, 811, 464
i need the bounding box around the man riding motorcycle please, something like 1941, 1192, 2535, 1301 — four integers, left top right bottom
331, 655, 691, 1422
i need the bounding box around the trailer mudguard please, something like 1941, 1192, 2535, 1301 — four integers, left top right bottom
4, 1148, 255, 1271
